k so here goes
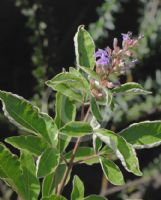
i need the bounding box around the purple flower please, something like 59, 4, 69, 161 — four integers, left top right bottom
95, 49, 110, 66
121, 33, 130, 41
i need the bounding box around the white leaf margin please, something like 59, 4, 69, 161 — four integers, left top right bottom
119, 120, 161, 149
94, 130, 142, 176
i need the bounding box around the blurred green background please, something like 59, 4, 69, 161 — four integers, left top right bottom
0, 0, 161, 199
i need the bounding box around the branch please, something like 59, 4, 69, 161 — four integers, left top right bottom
60, 154, 69, 166
101, 174, 161, 196
57, 100, 90, 195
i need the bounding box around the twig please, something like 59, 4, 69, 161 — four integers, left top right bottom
101, 174, 161, 196
57, 137, 81, 195
57, 99, 90, 195
60, 154, 69, 166
83, 106, 91, 122
73, 152, 104, 165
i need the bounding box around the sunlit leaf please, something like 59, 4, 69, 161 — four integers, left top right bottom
71, 175, 84, 200
94, 129, 142, 176
6, 135, 47, 156
0, 90, 58, 146
119, 120, 161, 149
74, 25, 95, 69
65, 147, 99, 165
93, 135, 102, 153
42, 195, 67, 200
46, 72, 89, 102
60, 121, 93, 137
100, 157, 124, 185
0, 143, 40, 200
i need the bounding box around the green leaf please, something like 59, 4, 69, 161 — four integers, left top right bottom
91, 97, 103, 121
42, 164, 67, 197
69, 67, 90, 89
55, 93, 76, 128
58, 135, 71, 154
100, 157, 124, 185
119, 120, 161, 149
20, 151, 40, 200
71, 175, 84, 200
55, 93, 76, 152
101, 146, 116, 161
84, 195, 107, 200
112, 82, 151, 95
46, 72, 89, 102
42, 172, 55, 197
0, 143, 33, 200
42, 195, 67, 200
94, 129, 142, 176
52, 164, 67, 188
5, 135, 47, 156
46, 72, 89, 91
37, 148, 59, 177
0, 90, 58, 146
93, 135, 102, 153
74, 25, 95, 69
65, 147, 99, 165
79, 65, 100, 81
47, 82, 82, 103
60, 121, 93, 137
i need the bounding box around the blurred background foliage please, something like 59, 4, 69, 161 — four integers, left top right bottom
0, 0, 161, 199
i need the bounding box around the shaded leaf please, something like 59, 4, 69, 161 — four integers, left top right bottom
55, 93, 75, 153
47, 82, 82, 103
55, 93, 76, 129
79, 65, 100, 81
58, 135, 71, 154
42, 164, 67, 197
84, 195, 107, 200
91, 96, 103, 121
69, 67, 90, 89
20, 151, 40, 200
37, 148, 59, 178
112, 82, 151, 95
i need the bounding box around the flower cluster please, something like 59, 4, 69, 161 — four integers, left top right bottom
91, 32, 143, 99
